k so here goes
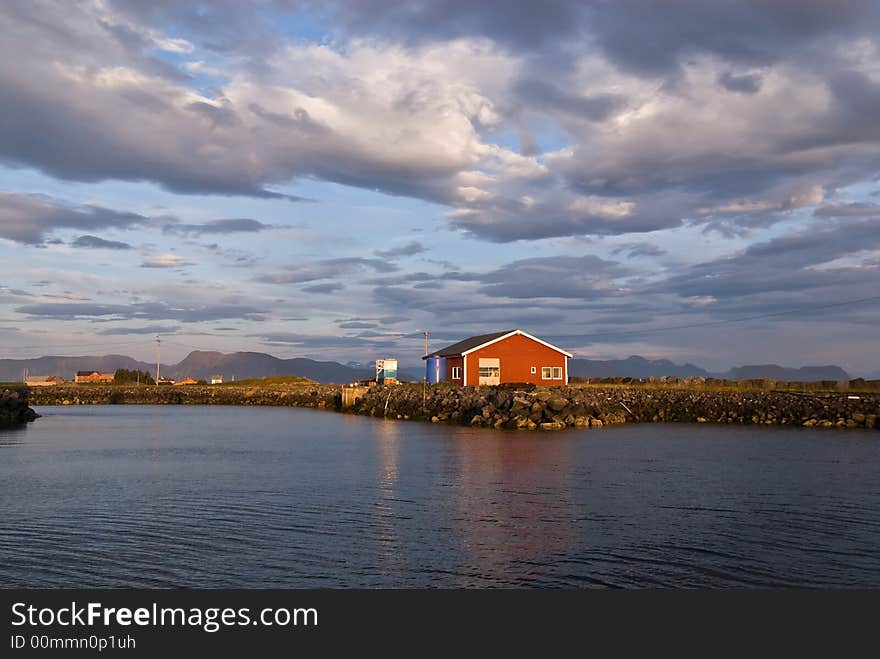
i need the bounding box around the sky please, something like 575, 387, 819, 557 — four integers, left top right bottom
1, 0, 879, 375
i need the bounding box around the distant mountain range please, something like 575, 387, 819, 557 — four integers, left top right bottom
568, 356, 709, 379
723, 364, 851, 381
1, 351, 376, 384
568, 356, 851, 381
0, 350, 857, 384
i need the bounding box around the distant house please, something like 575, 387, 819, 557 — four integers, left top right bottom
25, 375, 63, 387
74, 371, 115, 383
157, 377, 175, 386
210, 375, 223, 385
173, 377, 199, 386
423, 329, 572, 386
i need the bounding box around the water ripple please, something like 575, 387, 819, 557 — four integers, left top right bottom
1, 406, 878, 587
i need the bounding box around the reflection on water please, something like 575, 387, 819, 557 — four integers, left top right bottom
373, 419, 402, 576
0, 405, 878, 588
448, 435, 579, 586
0, 423, 29, 446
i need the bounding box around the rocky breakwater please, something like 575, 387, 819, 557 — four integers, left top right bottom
28, 384, 340, 410
26, 382, 880, 432
347, 384, 880, 431
0, 388, 39, 427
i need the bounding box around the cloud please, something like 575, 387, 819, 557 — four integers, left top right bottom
611, 242, 667, 259
657, 217, 880, 302
718, 71, 763, 94
814, 202, 880, 218
373, 241, 427, 258
251, 331, 400, 351
319, 0, 586, 51
71, 235, 133, 250
513, 78, 625, 122
337, 321, 378, 329
163, 218, 278, 235
476, 255, 630, 299
257, 258, 399, 284
0, 192, 145, 245
302, 282, 344, 294
141, 254, 193, 268
96, 324, 180, 335
15, 301, 267, 323
0, 4, 521, 203
4, 2, 880, 245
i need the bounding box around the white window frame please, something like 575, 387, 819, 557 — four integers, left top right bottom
542, 366, 563, 380
530, 366, 536, 374
451, 366, 461, 379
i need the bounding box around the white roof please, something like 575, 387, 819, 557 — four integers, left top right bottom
460, 329, 573, 358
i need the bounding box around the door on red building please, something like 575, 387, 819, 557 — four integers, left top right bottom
478, 358, 500, 385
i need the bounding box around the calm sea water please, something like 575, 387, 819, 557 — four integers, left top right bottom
1, 405, 878, 588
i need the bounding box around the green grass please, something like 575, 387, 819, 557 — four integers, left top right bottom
568, 380, 879, 393
215, 376, 315, 387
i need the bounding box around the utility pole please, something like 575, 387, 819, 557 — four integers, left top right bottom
155, 335, 160, 386
422, 330, 429, 409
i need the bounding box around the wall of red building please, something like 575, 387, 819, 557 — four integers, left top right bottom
445, 356, 463, 383
463, 334, 567, 386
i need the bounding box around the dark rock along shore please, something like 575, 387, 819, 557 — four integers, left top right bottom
26, 383, 880, 431
0, 388, 40, 427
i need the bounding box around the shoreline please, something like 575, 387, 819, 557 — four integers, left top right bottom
22, 382, 880, 431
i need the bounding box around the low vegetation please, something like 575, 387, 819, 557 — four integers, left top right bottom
113, 369, 155, 385
568, 376, 880, 393
214, 376, 315, 388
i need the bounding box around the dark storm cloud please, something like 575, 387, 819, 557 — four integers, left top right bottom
15, 301, 267, 322
0, 193, 146, 245
71, 235, 134, 250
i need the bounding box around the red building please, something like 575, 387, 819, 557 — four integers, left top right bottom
424, 330, 572, 386
74, 371, 115, 383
